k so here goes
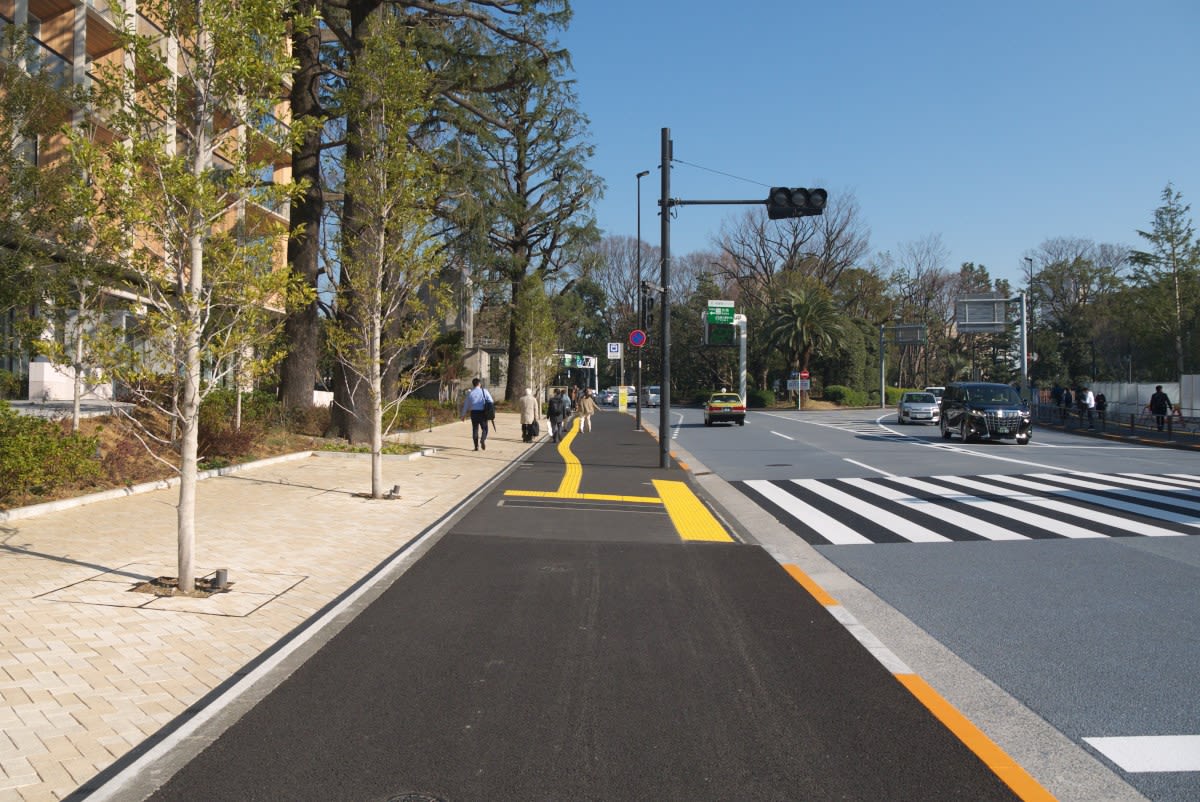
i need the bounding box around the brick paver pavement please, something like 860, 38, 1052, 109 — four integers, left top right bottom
0, 413, 530, 801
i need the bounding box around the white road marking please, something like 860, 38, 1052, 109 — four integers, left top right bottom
792, 479, 950, 543
743, 479, 872, 545
1084, 735, 1200, 772
842, 458, 894, 477
770, 430, 795, 441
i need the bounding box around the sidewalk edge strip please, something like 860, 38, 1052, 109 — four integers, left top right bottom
780, 563, 1055, 802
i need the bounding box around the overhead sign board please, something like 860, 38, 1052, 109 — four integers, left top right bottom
955, 295, 1009, 333
707, 300, 735, 324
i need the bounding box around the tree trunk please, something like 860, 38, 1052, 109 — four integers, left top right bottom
178, 230, 205, 593
504, 275, 524, 403
278, 4, 324, 411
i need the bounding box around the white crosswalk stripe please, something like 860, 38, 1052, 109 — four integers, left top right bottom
736, 471, 1200, 546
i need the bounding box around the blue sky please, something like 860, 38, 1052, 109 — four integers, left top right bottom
559, 0, 1200, 286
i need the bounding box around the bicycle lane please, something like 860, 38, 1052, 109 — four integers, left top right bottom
129, 410, 1039, 801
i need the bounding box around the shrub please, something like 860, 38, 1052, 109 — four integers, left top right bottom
198, 421, 261, 462
747, 388, 775, 408
0, 369, 20, 400
286, 403, 331, 436
0, 401, 101, 504
388, 397, 455, 432
823, 385, 869, 407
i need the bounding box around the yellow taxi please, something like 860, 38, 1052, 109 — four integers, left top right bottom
703, 392, 746, 426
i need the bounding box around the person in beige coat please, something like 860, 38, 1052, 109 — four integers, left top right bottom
577, 388, 598, 432
518, 388, 541, 443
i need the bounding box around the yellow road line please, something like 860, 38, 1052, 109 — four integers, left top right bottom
782, 564, 839, 606
781, 563, 1055, 802
652, 479, 733, 542
504, 490, 662, 504
897, 674, 1056, 801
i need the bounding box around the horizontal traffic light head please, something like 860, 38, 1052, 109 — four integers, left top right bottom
767, 186, 828, 219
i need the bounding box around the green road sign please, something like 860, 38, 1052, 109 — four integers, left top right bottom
707, 300, 734, 324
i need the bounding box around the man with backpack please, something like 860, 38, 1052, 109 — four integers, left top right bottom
547, 388, 568, 443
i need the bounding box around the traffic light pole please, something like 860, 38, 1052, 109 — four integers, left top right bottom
659, 128, 671, 469
656, 127, 827, 468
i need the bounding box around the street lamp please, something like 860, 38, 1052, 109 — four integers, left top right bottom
635, 169, 649, 431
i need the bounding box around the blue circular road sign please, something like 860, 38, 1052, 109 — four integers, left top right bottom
629, 329, 647, 348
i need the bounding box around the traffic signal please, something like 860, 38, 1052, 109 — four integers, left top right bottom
766, 187, 828, 220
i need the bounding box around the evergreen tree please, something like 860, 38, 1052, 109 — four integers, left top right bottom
1130, 184, 1200, 379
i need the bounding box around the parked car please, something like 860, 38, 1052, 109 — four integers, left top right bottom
939, 382, 1032, 444
641, 385, 661, 407
704, 392, 746, 426
897, 391, 940, 425
597, 388, 617, 406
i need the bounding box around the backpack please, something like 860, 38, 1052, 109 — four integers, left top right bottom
548, 396, 564, 418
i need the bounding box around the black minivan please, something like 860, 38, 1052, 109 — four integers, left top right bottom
939, 382, 1032, 445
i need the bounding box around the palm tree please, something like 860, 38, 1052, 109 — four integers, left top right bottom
766, 285, 844, 381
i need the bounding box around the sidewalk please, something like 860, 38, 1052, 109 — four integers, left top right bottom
0, 413, 532, 801
1033, 406, 1200, 450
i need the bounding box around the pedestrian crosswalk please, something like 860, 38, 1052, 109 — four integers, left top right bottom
736, 472, 1200, 546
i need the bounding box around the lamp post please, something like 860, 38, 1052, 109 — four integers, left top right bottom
1024, 256, 1035, 324
635, 169, 649, 430
1024, 256, 1035, 402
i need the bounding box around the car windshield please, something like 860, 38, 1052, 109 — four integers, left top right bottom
905, 393, 935, 403
967, 386, 1021, 405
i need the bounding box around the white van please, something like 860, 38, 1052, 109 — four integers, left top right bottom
641, 385, 661, 407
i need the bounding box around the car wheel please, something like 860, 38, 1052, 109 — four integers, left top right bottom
704, 418, 712, 426
959, 419, 971, 442
737, 419, 745, 426
1017, 430, 1030, 445
940, 419, 952, 440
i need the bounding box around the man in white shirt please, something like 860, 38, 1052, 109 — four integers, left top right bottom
1081, 386, 1096, 430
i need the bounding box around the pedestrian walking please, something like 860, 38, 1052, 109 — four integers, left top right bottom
1060, 386, 1073, 423
1080, 386, 1096, 429
518, 387, 540, 443
1095, 392, 1107, 426
547, 388, 568, 442
1146, 385, 1174, 432
459, 378, 494, 451
577, 388, 598, 433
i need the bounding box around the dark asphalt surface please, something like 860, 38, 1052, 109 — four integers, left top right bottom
142, 411, 1020, 801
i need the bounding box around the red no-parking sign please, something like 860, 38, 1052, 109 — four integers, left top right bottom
629, 329, 647, 348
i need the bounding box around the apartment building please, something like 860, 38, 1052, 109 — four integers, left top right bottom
0, 0, 292, 401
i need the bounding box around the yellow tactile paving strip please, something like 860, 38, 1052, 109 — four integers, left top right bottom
652, 479, 734, 542
502, 417, 732, 543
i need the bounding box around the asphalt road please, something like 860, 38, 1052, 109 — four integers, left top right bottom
671, 405, 1200, 802
129, 412, 1025, 801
